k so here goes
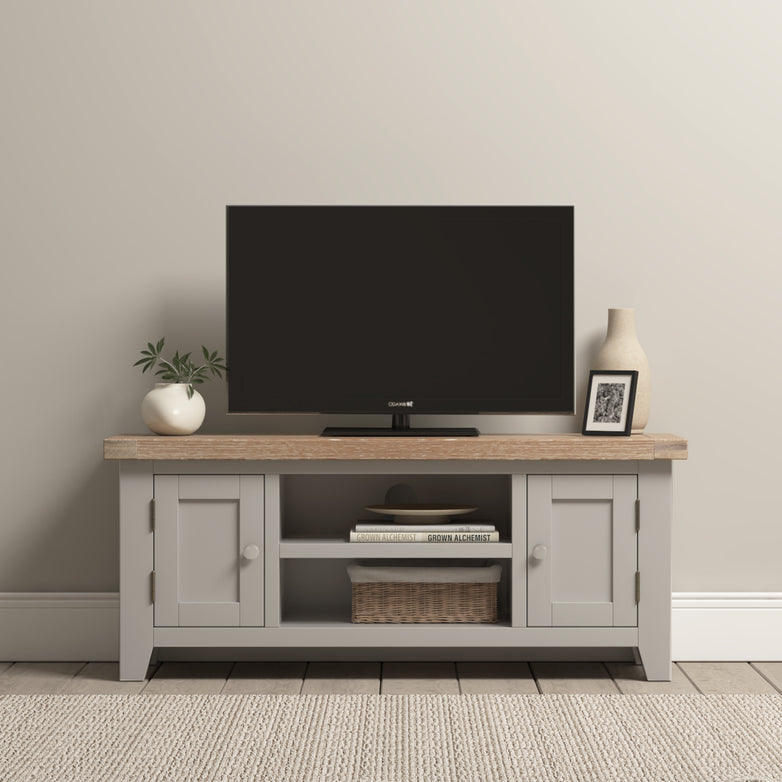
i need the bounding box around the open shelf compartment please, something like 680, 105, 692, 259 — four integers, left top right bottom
279, 558, 512, 626
279, 473, 512, 544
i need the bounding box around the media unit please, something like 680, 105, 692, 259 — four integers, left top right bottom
105, 433, 687, 682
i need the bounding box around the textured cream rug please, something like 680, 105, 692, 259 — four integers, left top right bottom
1, 693, 780, 781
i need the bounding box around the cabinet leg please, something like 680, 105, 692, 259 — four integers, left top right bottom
119, 462, 155, 683
637, 645, 672, 682
637, 462, 673, 682
119, 644, 154, 682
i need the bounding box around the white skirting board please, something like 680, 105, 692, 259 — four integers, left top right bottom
671, 593, 782, 661
1, 592, 780, 662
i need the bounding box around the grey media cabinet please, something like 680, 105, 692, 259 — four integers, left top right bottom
104, 433, 688, 682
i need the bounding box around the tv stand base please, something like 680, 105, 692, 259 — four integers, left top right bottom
104, 434, 687, 682
322, 412, 479, 437
321, 426, 480, 437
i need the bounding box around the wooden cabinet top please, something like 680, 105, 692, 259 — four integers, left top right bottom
103, 433, 687, 461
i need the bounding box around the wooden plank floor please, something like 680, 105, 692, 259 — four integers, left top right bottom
1, 661, 780, 695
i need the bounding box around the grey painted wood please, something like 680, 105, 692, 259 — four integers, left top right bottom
278, 541, 513, 558
752, 662, 782, 693
457, 661, 538, 693
678, 662, 779, 694
301, 661, 380, 694
551, 474, 613, 500
63, 662, 151, 694
222, 661, 305, 694
527, 475, 553, 626
637, 462, 672, 680
606, 662, 699, 694
119, 461, 155, 681
531, 661, 620, 694
0, 662, 85, 694
511, 473, 527, 627
175, 475, 240, 625
552, 602, 613, 626
264, 474, 281, 627
239, 475, 265, 626
612, 475, 638, 627
153, 474, 180, 627
117, 456, 675, 681
178, 602, 241, 626
155, 475, 263, 628
178, 474, 242, 500
281, 558, 351, 622
528, 474, 637, 629
550, 475, 620, 627
142, 661, 234, 694
548, 474, 614, 626
153, 624, 639, 648
381, 661, 459, 694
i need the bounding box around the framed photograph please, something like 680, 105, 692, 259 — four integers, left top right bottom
582, 370, 638, 436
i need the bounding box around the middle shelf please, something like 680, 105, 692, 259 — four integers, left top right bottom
278, 539, 514, 559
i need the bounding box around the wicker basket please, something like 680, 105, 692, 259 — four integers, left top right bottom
347, 563, 501, 624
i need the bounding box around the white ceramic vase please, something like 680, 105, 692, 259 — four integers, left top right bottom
141, 383, 206, 436
594, 308, 650, 433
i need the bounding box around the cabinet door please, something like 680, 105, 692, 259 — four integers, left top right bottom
527, 475, 637, 627
154, 475, 264, 627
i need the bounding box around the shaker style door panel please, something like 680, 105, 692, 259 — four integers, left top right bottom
527, 474, 637, 628
154, 474, 264, 627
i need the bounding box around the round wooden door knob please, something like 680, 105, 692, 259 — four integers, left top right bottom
242, 544, 261, 560
531, 544, 548, 561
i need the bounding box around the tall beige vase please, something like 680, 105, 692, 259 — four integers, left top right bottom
594, 308, 650, 433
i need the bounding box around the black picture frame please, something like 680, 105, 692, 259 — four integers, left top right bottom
582, 370, 639, 436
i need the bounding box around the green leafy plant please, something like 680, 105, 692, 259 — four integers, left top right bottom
135, 338, 227, 399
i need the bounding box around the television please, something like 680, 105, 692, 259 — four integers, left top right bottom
227, 205, 574, 436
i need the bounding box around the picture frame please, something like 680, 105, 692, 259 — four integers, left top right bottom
582, 370, 638, 436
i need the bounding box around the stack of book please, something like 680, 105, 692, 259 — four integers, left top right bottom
349, 520, 499, 544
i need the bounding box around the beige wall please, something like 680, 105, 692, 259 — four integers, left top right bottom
1, 2, 779, 592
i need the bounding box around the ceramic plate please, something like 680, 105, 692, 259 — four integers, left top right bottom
364, 503, 478, 525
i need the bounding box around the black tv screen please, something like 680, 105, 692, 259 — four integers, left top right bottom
227, 205, 573, 432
